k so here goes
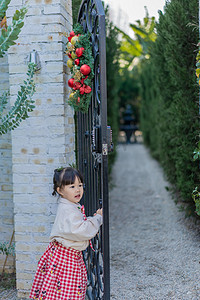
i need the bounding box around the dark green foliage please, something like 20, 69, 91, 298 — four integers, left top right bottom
105, 7, 121, 171
193, 141, 200, 160
72, 0, 82, 23
118, 68, 140, 124
0, 63, 36, 135
140, 0, 200, 202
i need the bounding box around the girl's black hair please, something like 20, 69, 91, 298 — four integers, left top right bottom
52, 167, 83, 196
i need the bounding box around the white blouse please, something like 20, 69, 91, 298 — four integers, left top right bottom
50, 197, 103, 251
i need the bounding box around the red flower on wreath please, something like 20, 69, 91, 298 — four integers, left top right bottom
68, 31, 75, 42
84, 85, 92, 93
73, 82, 81, 90
79, 86, 85, 95
79, 84, 92, 95
80, 76, 88, 84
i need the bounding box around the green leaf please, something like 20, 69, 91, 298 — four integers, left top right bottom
0, 6, 27, 57
0, 0, 11, 18
0, 63, 36, 135
193, 153, 199, 160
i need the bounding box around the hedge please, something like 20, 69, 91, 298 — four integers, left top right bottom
140, 0, 200, 203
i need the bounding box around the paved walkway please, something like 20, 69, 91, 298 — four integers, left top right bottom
0, 288, 17, 299
110, 144, 200, 299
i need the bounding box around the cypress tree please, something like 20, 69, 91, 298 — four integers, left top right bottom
105, 8, 121, 172
140, 0, 200, 202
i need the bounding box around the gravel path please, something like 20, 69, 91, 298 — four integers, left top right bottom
110, 144, 200, 300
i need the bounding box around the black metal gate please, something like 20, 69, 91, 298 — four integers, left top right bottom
76, 0, 111, 299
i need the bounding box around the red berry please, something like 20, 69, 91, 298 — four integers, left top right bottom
75, 59, 80, 66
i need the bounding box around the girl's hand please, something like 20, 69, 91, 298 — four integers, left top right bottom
96, 208, 103, 216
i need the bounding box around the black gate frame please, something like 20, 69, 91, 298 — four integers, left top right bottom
76, 0, 110, 299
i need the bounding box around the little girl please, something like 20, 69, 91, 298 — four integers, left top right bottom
29, 167, 102, 300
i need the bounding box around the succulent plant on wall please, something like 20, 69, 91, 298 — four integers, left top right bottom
0, 0, 36, 135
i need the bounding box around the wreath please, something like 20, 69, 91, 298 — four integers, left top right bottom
65, 24, 94, 113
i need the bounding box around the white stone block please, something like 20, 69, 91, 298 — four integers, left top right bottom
19, 33, 63, 43
26, 6, 42, 16
43, 23, 63, 33
43, 4, 61, 14
8, 64, 28, 74
45, 61, 64, 73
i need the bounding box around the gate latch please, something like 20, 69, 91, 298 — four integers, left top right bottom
92, 125, 101, 153
92, 125, 114, 154
102, 144, 108, 155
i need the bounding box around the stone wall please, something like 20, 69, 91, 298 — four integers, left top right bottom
0, 55, 15, 273
6, 0, 74, 298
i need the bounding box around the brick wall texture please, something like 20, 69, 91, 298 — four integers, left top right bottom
2, 0, 74, 298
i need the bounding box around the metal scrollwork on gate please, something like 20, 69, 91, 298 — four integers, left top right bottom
77, 0, 111, 299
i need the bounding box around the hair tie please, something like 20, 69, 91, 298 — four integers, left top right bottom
55, 166, 64, 172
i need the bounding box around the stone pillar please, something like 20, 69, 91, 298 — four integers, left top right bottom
7, 0, 74, 298
0, 55, 15, 273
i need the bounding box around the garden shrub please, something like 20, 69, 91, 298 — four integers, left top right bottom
105, 8, 121, 172
140, 0, 200, 202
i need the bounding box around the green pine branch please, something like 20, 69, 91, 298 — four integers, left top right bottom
0, 63, 36, 135
0, 6, 27, 57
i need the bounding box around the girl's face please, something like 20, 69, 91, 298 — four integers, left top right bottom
57, 176, 83, 203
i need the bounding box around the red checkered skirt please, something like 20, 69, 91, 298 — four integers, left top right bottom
29, 241, 87, 300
